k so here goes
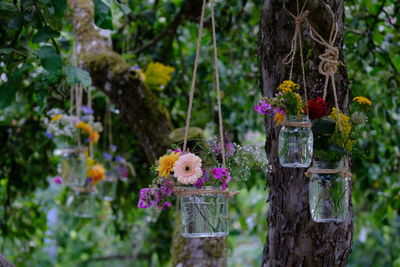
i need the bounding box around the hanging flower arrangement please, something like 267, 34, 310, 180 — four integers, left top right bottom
307, 96, 372, 222
254, 80, 313, 168
138, 138, 270, 237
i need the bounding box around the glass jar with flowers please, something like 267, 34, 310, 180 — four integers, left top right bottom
254, 80, 313, 167
307, 96, 372, 222
138, 137, 270, 238
98, 147, 125, 201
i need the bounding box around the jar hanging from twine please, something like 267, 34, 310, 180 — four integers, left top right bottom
278, 115, 313, 168
308, 159, 350, 222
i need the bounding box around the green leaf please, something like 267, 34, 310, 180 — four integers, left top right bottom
36, 46, 62, 73
0, 48, 13, 55
64, 65, 92, 87
93, 0, 113, 30
0, 65, 28, 108
32, 27, 60, 43
51, 0, 67, 17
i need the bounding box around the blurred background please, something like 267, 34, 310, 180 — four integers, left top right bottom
0, 0, 399, 266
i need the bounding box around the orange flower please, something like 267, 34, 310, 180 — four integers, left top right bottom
87, 164, 105, 185
89, 131, 100, 144
274, 112, 285, 125
76, 121, 92, 134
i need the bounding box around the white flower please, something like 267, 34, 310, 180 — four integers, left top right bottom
173, 153, 202, 184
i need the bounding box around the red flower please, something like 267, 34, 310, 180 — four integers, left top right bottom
305, 97, 328, 119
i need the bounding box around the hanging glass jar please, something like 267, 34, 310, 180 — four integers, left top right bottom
180, 186, 229, 238
278, 115, 313, 168
68, 187, 96, 218
57, 148, 87, 187
309, 160, 350, 222
98, 168, 119, 201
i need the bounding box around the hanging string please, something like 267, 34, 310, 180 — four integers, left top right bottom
105, 97, 113, 152
87, 87, 94, 158
182, 0, 206, 153
182, 0, 227, 168
304, 4, 342, 131
282, 0, 310, 118
210, 0, 226, 168
305, 156, 352, 178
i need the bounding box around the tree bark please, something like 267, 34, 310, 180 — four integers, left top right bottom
67, 0, 227, 265
260, 0, 353, 266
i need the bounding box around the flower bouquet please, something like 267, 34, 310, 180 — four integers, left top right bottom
138, 138, 270, 238
254, 80, 313, 168
307, 96, 371, 222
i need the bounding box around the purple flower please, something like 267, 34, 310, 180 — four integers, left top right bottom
110, 144, 117, 152
103, 153, 112, 161
138, 182, 173, 210
45, 131, 53, 139
82, 105, 94, 114
81, 115, 91, 122
225, 142, 235, 157
254, 101, 274, 116
212, 168, 229, 179
52, 176, 63, 184
275, 107, 285, 115
173, 148, 182, 153
133, 65, 141, 70
212, 168, 231, 190
115, 156, 123, 162
118, 165, 128, 178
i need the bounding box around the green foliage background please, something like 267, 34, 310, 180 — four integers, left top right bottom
0, 0, 399, 266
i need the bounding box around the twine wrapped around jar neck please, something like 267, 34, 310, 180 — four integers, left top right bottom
305, 157, 352, 178
72, 186, 95, 193
173, 186, 239, 199
282, 115, 312, 128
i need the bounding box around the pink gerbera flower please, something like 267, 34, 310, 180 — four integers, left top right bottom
173, 153, 203, 184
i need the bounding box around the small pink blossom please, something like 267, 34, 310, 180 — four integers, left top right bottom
173, 153, 202, 184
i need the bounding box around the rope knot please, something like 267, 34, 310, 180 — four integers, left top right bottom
295, 10, 309, 24
318, 46, 339, 76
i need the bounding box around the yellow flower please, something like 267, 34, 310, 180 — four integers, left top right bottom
89, 131, 100, 144
156, 152, 181, 177
51, 114, 63, 121
277, 80, 300, 94
274, 112, 285, 126
87, 164, 106, 185
144, 62, 175, 89
353, 96, 372, 105
86, 156, 95, 168
76, 121, 92, 134
328, 108, 354, 151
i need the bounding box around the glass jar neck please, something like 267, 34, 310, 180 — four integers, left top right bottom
284, 114, 310, 123
313, 159, 344, 169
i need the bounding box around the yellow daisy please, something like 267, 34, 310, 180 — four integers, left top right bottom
51, 114, 63, 121
156, 152, 181, 177
278, 80, 300, 94
353, 96, 371, 105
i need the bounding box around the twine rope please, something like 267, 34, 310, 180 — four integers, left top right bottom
304, 4, 342, 131
282, 0, 309, 115
182, 0, 227, 168
282, 121, 312, 128
305, 157, 352, 178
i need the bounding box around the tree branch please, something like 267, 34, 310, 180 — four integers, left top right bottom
67, 0, 172, 163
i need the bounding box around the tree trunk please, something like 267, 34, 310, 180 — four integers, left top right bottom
260, 0, 353, 266
67, 0, 227, 265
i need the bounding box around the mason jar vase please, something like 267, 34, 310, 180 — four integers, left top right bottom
309, 160, 350, 222
58, 148, 87, 187
68, 187, 96, 218
98, 169, 119, 201
278, 115, 313, 168
180, 186, 229, 238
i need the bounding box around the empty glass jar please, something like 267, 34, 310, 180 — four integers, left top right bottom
180, 187, 228, 238
98, 169, 119, 201
57, 148, 87, 187
278, 115, 313, 168
68, 187, 96, 218
309, 160, 350, 222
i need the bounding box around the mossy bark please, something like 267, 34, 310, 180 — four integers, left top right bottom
260, 0, 353, 266
67, 0, 172, 163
